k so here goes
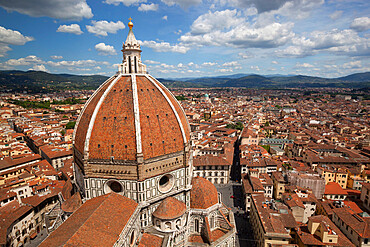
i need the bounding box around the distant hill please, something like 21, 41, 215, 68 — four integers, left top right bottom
177, 72, 370, 88
0, 70, 108, 93
0, 70, 369, 93
220, 75, 274, 88
338, 72, 370, 82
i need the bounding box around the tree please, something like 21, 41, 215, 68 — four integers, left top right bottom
65, 121, 76, 129
226, 122, 243, 131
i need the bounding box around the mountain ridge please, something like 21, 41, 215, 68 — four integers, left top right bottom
0, 70, 369, 93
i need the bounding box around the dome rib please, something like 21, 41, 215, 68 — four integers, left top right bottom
84, 74, 123, 158
131, 74, 142, 155
145, 75, 187, 144
73, 75, 118, 154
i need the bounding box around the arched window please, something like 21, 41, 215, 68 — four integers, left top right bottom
165, 222, 171, 230
195, 219, 199, 233
130, 231, 135, 246
176, 219, 181, 230
210, 215, 215, 229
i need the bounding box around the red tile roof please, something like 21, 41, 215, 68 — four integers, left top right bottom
324, 182, 347, 195
40, 193, 138, 247
193, 155, 231, 167
152, 196, 186, 220
138, 233, 163, 247
191, 177, 218, 209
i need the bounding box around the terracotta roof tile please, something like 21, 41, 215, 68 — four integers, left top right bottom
40, 193, 138, 247
324, 182, 347, 195
153, 196, 186, 220
138, 233, 163, 247
190, 177, 218, 209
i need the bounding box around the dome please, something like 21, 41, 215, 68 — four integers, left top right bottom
190, 177, 219, 209
153, 197, 186, 220
72, 20, 191, 182
73, 74, 190, 161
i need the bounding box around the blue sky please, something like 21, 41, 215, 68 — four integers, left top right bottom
0, 0, 369, 78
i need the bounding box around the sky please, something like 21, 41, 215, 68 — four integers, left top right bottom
0, 0, 369, 79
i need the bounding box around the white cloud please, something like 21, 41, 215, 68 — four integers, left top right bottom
223, 61, 240, 67
161, 0, 202, 9
138, 3, 158, 11
216, 68, 233, 73
350, 17, 370, 32
329, 10, 343, 20
189, 9, 244, 35
0, 0, 93, 20
0, 26, 34, 45
250, 65, 260, 71
57, 24, 83, 35
202, 62, 217, 66
271, 61, 278, 64
0, 44, 11, 57
86, 20, 125, 36
276, 28, 369, 57
162, 15, 168, 21
161, 63, 175, 69
140, 40, 190, 53
31, 64, 47, 72
180, 9, 295, 49
144, 60, 160, 64
342, 61, 362, 69
295, 62, 314, 68
5, 55, 42, 66
238, 52, 254, 59
50, 55, 63, 59
104, 0, 146, 6
47, 59, 103, 67
95, 43, 117, 55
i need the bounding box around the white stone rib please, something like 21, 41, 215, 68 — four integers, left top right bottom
84, 74, 122, 158
145, 74, 187, 143
73, 74, 118, 145
131, 74, 142, 154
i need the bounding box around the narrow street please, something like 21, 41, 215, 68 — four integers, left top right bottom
216, 183, 256, 247
215, 137, 256, 247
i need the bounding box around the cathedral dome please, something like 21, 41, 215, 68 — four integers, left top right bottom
73, 74, 190, 161
72, 20, 191, 183
190, 177, 219, 209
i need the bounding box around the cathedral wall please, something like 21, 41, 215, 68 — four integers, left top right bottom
83, 167, 190, 204
138, 152, 188, 180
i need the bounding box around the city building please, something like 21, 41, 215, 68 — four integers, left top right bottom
192, 155, 232, 184
250, 194, 297, 247
293, 215, 354, 247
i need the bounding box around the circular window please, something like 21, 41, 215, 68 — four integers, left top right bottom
158, 174, 174, 193
104, 180, 124, 194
